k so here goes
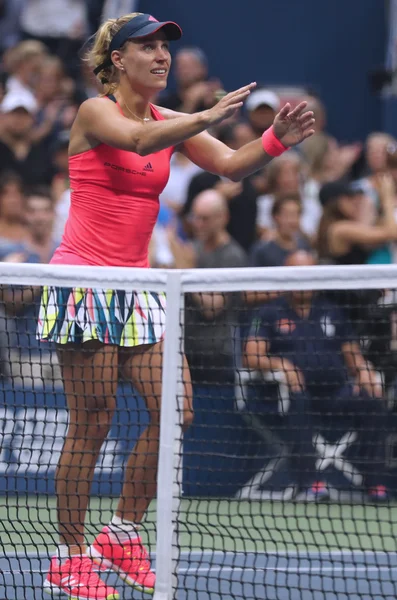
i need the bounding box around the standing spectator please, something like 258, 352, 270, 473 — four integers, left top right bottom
244, 250, 389, 501
0, 91, 53, 185
245, 88, 280, 138
159, 46, 222, 113
251, 195, 311, 267
19, 0, 89, 79
170, 189, 247, 384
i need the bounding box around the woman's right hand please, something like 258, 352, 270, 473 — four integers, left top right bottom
205, 82, 257, 126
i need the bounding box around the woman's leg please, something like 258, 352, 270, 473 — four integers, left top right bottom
117, 341, 194, 523
56, 341, 118, 550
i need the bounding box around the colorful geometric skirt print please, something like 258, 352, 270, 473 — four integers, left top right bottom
36, 286, 166, 346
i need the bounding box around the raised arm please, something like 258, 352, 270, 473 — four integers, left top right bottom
176, 101, 315, 181
75, 83, 256, 156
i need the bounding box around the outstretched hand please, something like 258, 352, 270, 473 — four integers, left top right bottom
273, 101, 315, 147
206, 82, 257, 126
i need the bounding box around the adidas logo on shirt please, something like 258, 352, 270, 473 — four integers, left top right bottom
143, 162, 154, 172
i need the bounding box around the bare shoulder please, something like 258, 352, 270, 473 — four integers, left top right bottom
153, 105, 186, 120
78, 96, 118, 121
69, 97, 119, 156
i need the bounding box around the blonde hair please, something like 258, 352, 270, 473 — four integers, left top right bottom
7, 40, 48, 73
87, 12, 143, 96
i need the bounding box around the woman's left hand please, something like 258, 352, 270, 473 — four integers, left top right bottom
273, 101, 315, 147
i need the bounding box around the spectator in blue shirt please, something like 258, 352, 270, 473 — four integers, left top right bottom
244, 250, 388, 501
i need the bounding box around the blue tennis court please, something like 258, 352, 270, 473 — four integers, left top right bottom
1, 550, 396, 600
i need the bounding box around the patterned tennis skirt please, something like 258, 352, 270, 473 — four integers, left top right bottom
36, 286, 166, 346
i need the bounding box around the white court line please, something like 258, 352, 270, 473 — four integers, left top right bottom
1, 566, 396, 576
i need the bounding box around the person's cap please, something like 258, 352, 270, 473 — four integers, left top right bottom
1, 91, 37, 114
93, 13, 182, 76
319, 180, 363, 207
245, 89, 280, 113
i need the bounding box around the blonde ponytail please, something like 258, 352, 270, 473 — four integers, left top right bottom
86, 12, 142, 96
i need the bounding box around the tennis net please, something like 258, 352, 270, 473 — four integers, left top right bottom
0, 262, 396, 600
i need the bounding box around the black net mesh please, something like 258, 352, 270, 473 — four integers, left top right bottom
0, 282, 397, 599
178, 287, 397, 600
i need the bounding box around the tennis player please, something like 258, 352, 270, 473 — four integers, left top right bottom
37, 11, 315, 600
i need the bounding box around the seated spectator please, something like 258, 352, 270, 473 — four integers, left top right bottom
244, 250, 389, 501
159, 46, 222, 114
351, 133, 397, 264
169, 189, 247, 384
0, 171, 29, 252
357, 132, 396, 196
251, 195, 311, 267
303, 95, 327, 134
50, 129, 70, 204
25, 186, 58, 262
0, 91, 53, 185
0, 187, 57, 356
245, 88, 280, 138
32, 56, 77, 145
257, 152, 320, 238
317, 176, 397, 265
301, 133, 362, 233
159, 152, 202, 216
181, 121, 259, 252
4, 39, 47, 102
386, 142, 397, 190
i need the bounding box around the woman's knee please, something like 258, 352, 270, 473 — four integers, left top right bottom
70, 396, 116, 442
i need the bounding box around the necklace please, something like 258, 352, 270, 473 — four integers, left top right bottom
123, 97, 150, 122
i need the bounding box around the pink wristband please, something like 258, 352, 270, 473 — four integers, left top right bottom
261, 126, 289, 157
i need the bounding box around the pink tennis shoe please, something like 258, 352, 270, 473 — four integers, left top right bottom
44, 555, 119, 599
87, 526, 156, 595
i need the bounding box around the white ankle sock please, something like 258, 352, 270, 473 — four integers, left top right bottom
108, 515, 139, 544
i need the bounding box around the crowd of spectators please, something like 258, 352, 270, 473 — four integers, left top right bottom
0, 1, 396, 498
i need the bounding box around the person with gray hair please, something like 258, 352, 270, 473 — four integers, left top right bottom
170, 188, 248, 383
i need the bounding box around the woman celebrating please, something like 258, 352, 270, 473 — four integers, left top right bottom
38, 12, 314, 600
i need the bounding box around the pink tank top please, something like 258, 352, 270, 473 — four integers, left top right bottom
51, 102, 174, 268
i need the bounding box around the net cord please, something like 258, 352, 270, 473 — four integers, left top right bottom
2, 262, 397, 292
